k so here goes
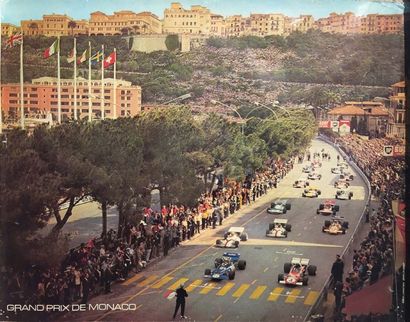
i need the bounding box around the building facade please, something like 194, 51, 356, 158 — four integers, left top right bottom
361, 14, 403, 34
1, 23, 21, 36
1, 77, 141, 121
210, 14, 226, 37
249, 14, 286, 36
163, 2, 211, 35
315, 12, 362, 34
88, 10, 161, 36
387, 81, 405, 139
21, 14, 88, 36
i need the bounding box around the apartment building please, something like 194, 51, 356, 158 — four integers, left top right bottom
1, 77, 142, 120
21, 14, 88, 36
210, 14, 226, 37
224, 15, 247, 37
1, 23, 21, 36
88, 10, 162, 35
285, 15, 315, 34
361, 14, 403, 34
387, 81, 406, 139
163, 2, 211, 35
249, 14, 285, 36
315, 12, 362, 34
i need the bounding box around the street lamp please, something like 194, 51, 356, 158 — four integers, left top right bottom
163, 93, 192, 105
253, 102, 278, 119
210, 99, 245, 134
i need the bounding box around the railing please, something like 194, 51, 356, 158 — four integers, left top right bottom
304, 135, 372, 322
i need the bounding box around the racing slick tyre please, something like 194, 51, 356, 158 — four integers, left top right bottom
204, 268, 211, 276
285, 224, 292, 232
302, 193, 306, 197
240, 233, 248, 241
278, 273, 284, 283
348, 195, 352, 200
237, 260, 246, 270
228, 271, 235, 280
334, 205, 340, 212
318, 190, 321, 195
234, 241, 239, 248
305, 182, 310, 186
283, 209, 287, 214
269, 223, 275, 231
283, 231, 288, 238
286, 204, 291, 210
216, 240, 223, 246
342, 221, 349, 229
302, 276, 309, 286
284, 263, 292, 274
307, 265, 317, 276
319, 204, 324, 210
324, 220, 331, 228
223, 232, 228, 239
266, 229, 270, 236
214, 258, 223, 268
342, 229, 346, 234
318, 175, 322, 180
316, 209, 320, 214
322, 226, 326, 233
332, 211, 337, 216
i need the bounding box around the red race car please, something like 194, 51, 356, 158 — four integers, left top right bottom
278, 257, 317, 286
317, 200, 340, 216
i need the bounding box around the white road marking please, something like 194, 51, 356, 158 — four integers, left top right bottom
270, 292, 305, 299
264, 267, 269, 272
233, 297, 240, 304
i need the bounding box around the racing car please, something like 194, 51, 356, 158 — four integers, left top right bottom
335, 189, 353, 200
266, 218, 292, 238
307, 172, 322, 180
277, 257, 317, 286
340, 172, 354, 181
337, 161, 349, 169
267, 199, 291, 214
302, 186, 321, 198
334, 179, 350, 189
215, 227, 248, 248
311, 160, 322, 168
204, 252, 246, 280
293, 178, 309, 188
316, 200, 340, 215
302, 165, 314, 173
322, 217, 349, 234
331, 167, 343, 174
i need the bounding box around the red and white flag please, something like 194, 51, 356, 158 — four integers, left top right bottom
5, 33, 22, 48
43, 39, 59, 59
103, 51, 116, 68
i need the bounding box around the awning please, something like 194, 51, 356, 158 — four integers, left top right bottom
344, 275, 392, 317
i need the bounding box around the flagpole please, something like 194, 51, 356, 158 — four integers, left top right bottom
57, 36, 61, 124
20, 35, 24, 129
113, 48, 117, 119
0, 33, 3, 134
101, 44, 104, 120
88, 41, 92, 122
73, 37, 77, 120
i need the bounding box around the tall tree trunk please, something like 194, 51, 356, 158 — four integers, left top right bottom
208, 172, 217, 194
204, 173, 208, 191
101, 200, 107, 241
48, 197, 75, 240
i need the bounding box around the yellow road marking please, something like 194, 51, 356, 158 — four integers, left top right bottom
200, 282, 217, 294
214, 314, 223, 322
138, 275, 159, 287
121, 274, 144, 286
216, 282, 235, 296
232, 284, 250, 298
168, 278, 190, 291
151, 276, 174, 289
285, 289, 302, 303
267, 287, 284, 301
249, 286, 267, 300
304, 291, 319, 306
186, 279, 202, 293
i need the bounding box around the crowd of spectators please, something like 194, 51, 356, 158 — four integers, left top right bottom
325, 133, 404, 321
1, 157, 295, 315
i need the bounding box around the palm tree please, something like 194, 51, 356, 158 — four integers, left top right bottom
68, 21, 77, 36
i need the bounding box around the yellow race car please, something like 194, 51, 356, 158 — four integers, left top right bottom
302, 186, 321, 198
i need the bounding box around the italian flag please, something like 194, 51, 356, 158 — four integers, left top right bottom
43, 39, 59, 59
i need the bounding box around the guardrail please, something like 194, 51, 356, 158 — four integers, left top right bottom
304, 135, 372, 322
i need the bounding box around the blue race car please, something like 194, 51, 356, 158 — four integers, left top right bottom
204, 252, 246, 280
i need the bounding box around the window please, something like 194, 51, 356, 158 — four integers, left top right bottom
62, 88, 68, 92
9, 93, 18, 97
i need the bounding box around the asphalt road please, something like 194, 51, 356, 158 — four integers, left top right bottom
60, 138, 368, 322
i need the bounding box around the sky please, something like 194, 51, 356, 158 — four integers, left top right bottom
0, 0, 404, 25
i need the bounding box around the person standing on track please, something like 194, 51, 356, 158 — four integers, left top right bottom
173, 284, 188, 319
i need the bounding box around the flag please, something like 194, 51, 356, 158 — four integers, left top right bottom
103, 51, 116, 68
90, 50, 104, 64
43, 39, 59, 58
5, 33, 22, 48
67, 49, 75, 63
77, 48, 90, 64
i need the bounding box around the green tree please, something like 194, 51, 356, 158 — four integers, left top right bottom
165, 35, 180, 51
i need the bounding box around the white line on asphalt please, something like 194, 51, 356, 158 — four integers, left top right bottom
197, 284, 222, 290
251, 279, 257, 285
234, 297, 240, 304
297, 233, 301, 237
270, 292, 305, 299
264, 267, 269, 272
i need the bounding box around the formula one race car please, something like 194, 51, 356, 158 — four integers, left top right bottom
331, 167, 343, 174
340, 172, 354, 181
302, 165, 314, 173
311, 160, 322, 168
293, 178, 310, 188
267, 199, 291, 214
277, 257, 317, 286
334, 179, 350, 189
322, 217, 349, 235
337, 161, 349, 169
335, 189, 353, 200
215, 227, 248, 248
266, 218, 292, 238
316, 200, 340, 215
302, 186, 321, 198
308, 172, 322, 180
204, 252, 246, 280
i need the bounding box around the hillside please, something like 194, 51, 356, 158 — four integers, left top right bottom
1, 31, 403, 107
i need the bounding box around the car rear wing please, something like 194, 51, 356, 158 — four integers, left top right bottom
223, 252, 240, 261
291, 257, 310, 266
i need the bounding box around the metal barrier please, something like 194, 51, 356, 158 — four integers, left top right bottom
304, 135, 372, 322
